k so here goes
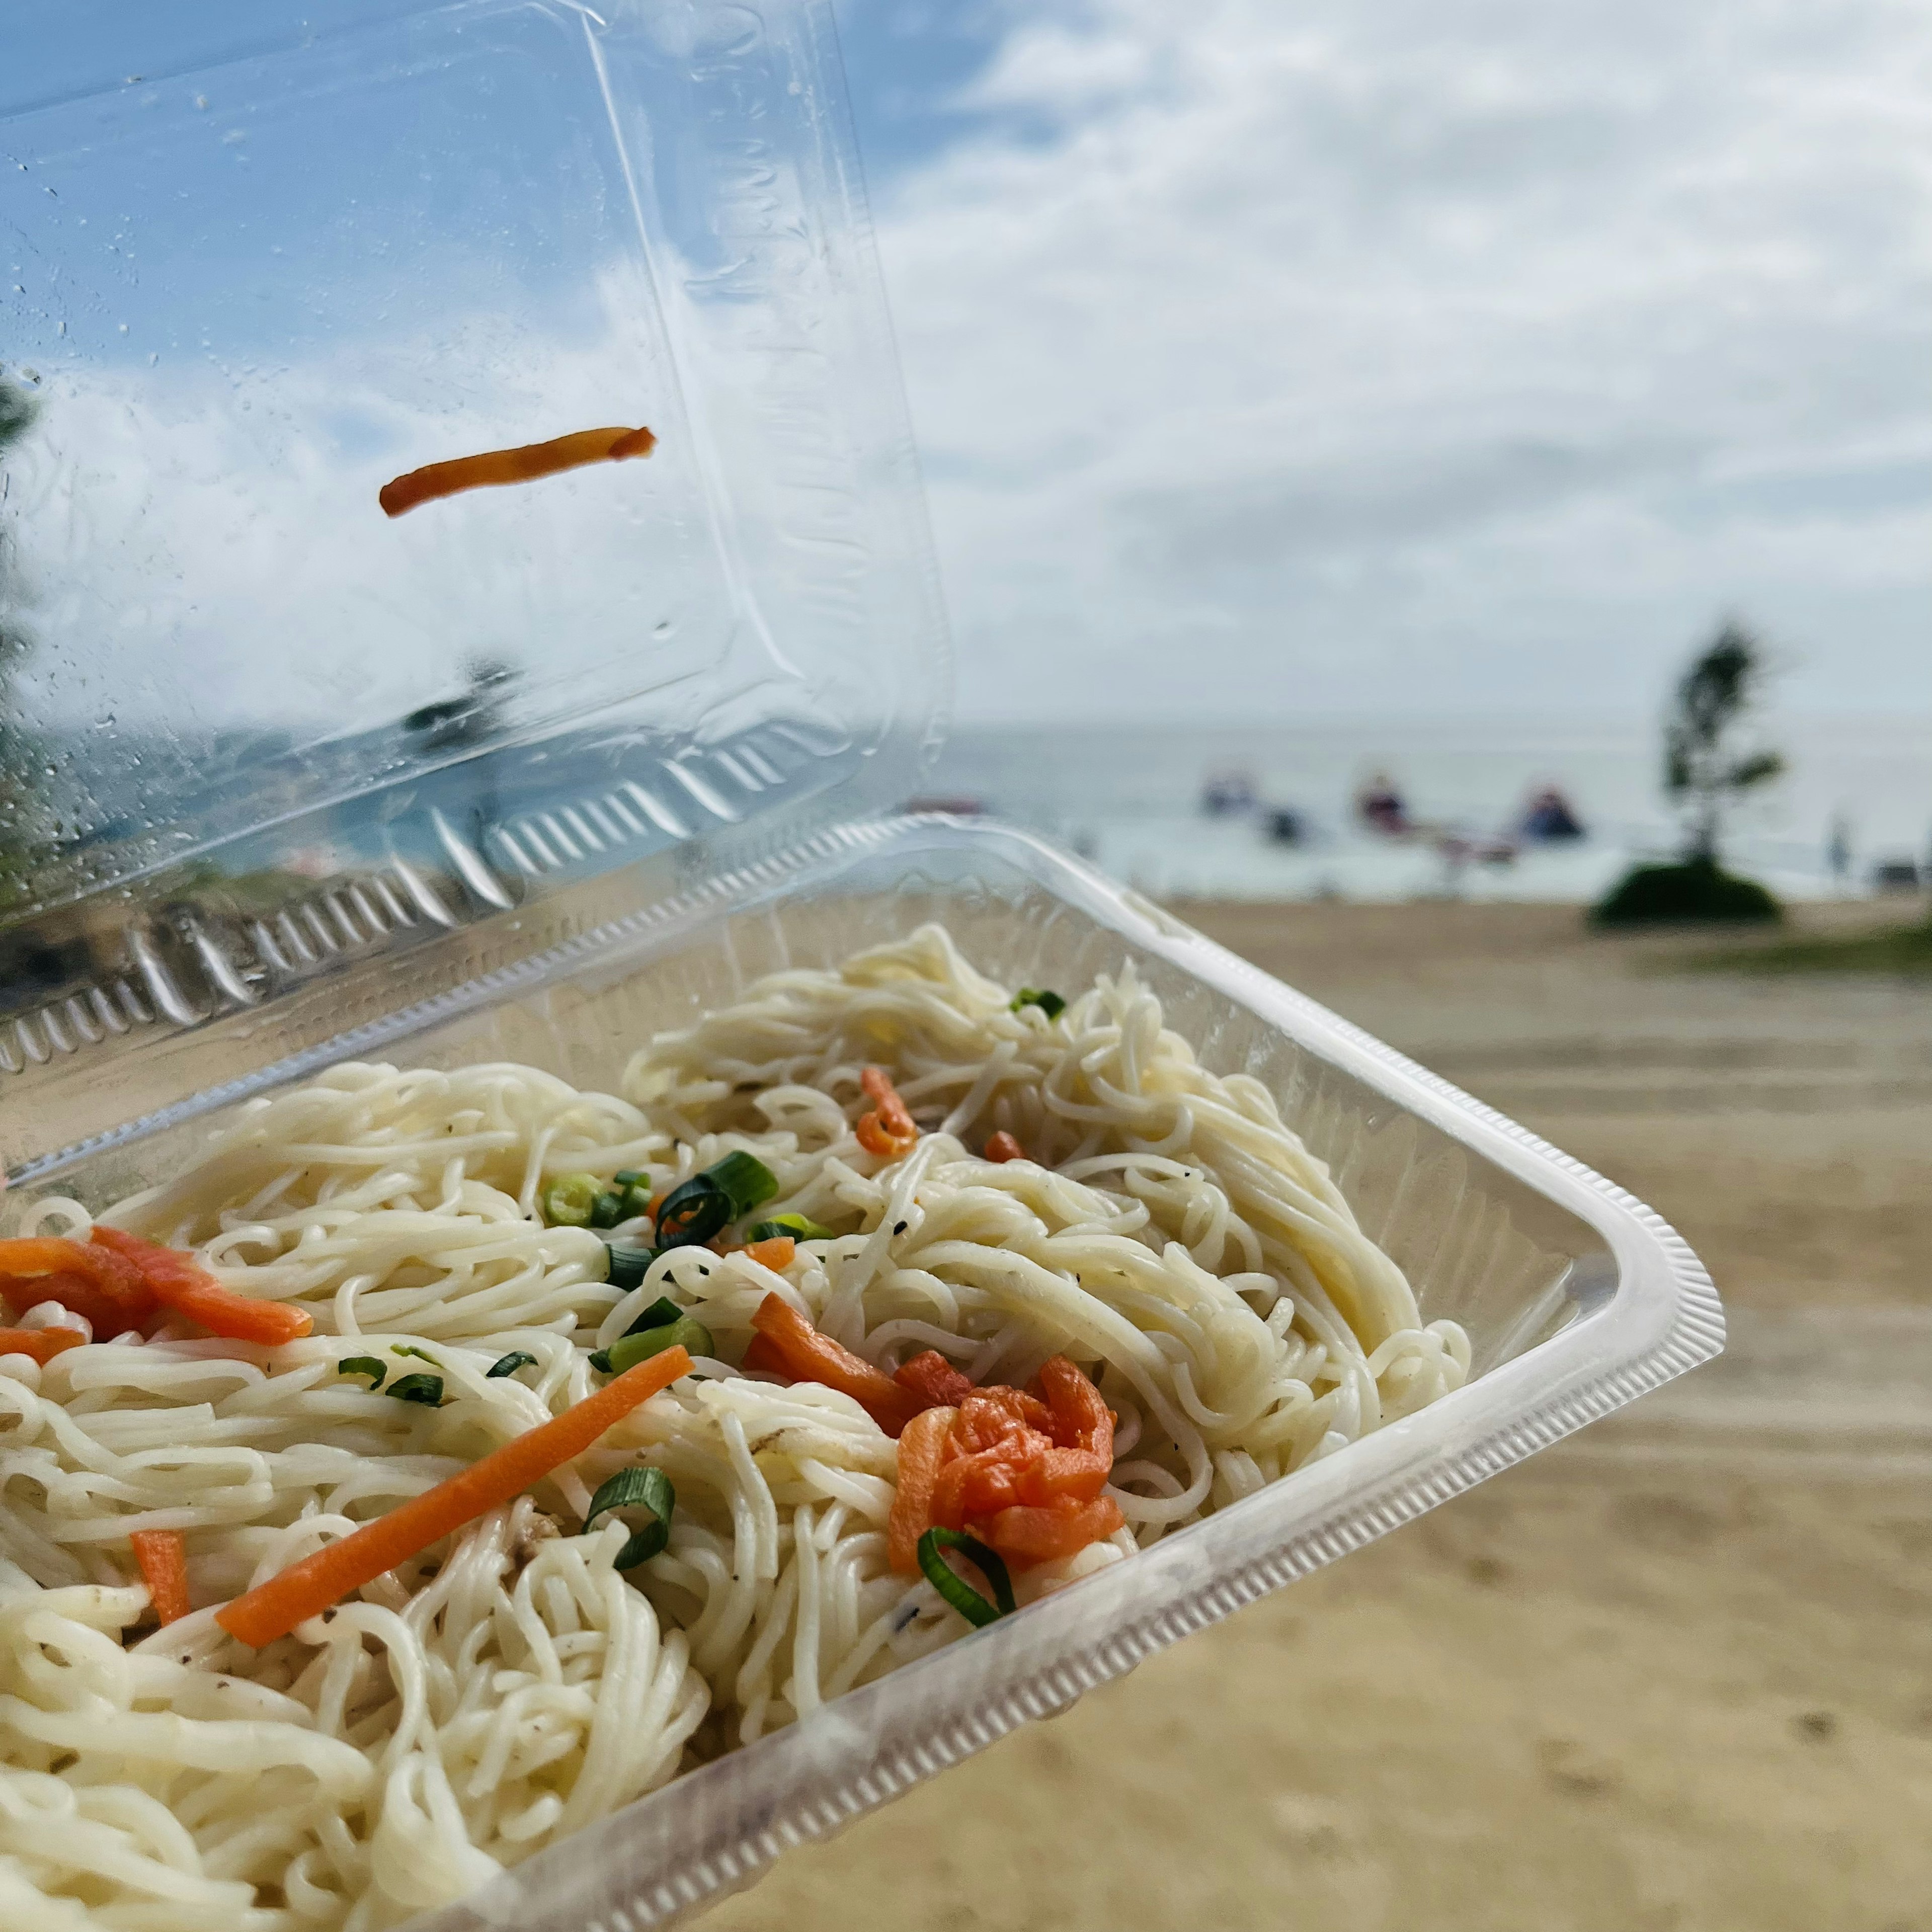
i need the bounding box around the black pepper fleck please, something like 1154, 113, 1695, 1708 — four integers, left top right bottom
893, 1220, 907, 1235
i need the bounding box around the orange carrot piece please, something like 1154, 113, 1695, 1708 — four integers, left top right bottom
1035, 1355, 1115, 1461
743, 1235, 796, 1272
741, 1333, 788, 1377
983, 1131, 1025, 1163
0, 1237, 153, 1337
749, 1292, 922, 1435
893, 1349, 974, 1410
855, 1065, 919, 1160
981, 1495, 1125, 1569
216, 1346, 692, 1648
888, 1404, 959, 1574
0, 1327, 86, 1364
131, 1529, 192, 1625
379, 425, 656, 517
91, 1227, 312, 1345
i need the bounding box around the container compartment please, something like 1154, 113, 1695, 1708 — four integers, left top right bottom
14, 813, 1721, 1932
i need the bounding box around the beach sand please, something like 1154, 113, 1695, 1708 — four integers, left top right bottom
699, 899, 1932, 1932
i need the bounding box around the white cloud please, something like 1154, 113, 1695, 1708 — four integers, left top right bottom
869, 0, 1932, 723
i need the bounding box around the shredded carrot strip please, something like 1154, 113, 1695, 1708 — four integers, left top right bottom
983, 1131, 1025, 1163
893, 1349, 974, 1410
742, 1235, 796, 1272
216, 1346, 691, 1649
131, 1530, 192, 1625
91, 1227, 312, 1345
981, 1496, 1126, 1567
0, 1327, 86, 1364
888, 1405, 959, 1574
856, 1065, 919, 1159
742, 1333, 787, 1378
379, 425, 657, 517
895, 1357, 1121, 1569
0, 1236, 153, 1337
749, 1293, 922, 1434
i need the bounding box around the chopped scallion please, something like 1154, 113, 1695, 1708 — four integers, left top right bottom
624, 1296, 684, 1336
706, 1150, 780, 1218
386, 1373, 445, 1406
604, 1317, 712, 1376
541, 1172, 604, 1228
604, 1244, 657, 1292
1010, 988, 1066, 1020
486, 1351, 539, 1379
651, 1172, 732, 1249
584, 1465, 676, 1568
391, 1345, 437, 1363
746, 1213, 836, 1243
337, 1356, 386, 1391
916, 1526, 1015, 1628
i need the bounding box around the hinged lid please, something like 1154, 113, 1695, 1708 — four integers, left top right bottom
0, 0, 951, 1174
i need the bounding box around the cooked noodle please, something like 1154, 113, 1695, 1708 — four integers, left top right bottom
0, 927, 1468, 1926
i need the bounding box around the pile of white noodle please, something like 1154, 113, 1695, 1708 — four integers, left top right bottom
0, 925, 1468, 1928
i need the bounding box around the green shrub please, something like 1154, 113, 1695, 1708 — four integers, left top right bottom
1591, 856, 1782, 928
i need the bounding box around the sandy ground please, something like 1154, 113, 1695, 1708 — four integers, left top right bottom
700, 899, 1932, 1932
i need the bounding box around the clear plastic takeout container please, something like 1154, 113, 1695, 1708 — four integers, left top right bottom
0, 7, 1724, 1929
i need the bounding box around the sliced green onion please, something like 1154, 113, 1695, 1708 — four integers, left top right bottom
653, 1152, 781, 1247
588, 1190, 626, 1230
337, 1356, 386, 1390
386, 1373, 444, 1406
746, 1214, 836, 1243
604, 1244, 657, 1292
486, 1351, 539, 1379
1010, 988, 1066, 1020
587, 1348, 613, 1373
391, 1344, 437, 1363
541, 1172, 603, 1228
706, 1150, 779, 1218
916, 1526, 1015, 1628
621, 1295, 684, 1337
651, 1172, 732, 1249
612, 1169, 650, 1189
584, 1465, 676, 1568
605, 1317, 712, 1376
617, 1183, 656, 1222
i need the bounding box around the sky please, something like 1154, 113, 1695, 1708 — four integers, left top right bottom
3, 0, 1928, 757
833, 0, 1932, 727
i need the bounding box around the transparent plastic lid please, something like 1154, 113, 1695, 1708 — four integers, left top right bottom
0, 0, 949, 1173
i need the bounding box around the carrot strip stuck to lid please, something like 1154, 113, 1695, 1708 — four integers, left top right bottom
131, 1530, 192, 1626
215, 1345, 692, 1649
379, 425, 657, 517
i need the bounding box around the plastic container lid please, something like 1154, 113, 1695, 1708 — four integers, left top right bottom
1, 0, 950, 1178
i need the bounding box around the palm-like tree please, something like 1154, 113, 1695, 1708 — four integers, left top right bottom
1664, 621, 1784, 865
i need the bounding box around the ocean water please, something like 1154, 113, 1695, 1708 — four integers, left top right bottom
921, 715, 1932, 904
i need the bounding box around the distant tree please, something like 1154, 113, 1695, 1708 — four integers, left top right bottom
1664, 620, 1784, 864
1592, 620, 1784, 928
